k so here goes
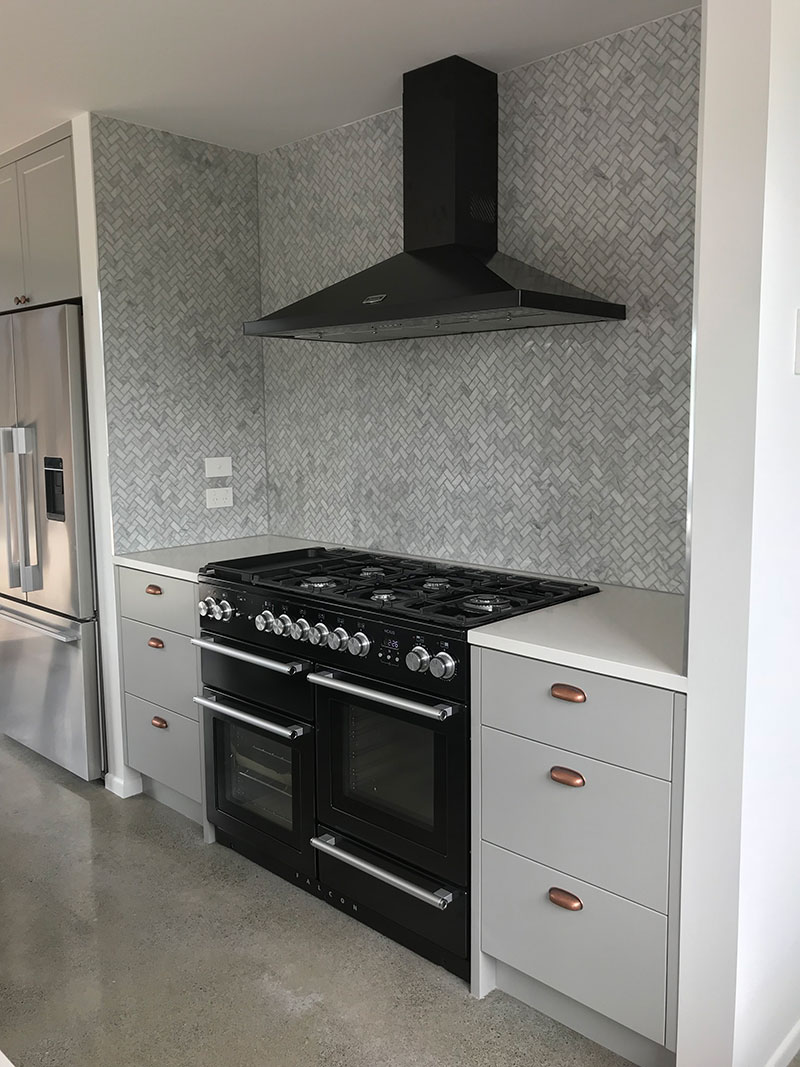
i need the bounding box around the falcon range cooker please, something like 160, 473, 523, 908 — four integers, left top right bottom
193, 547, 598, 979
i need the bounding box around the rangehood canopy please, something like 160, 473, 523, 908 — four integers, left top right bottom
245, 56, 625, 344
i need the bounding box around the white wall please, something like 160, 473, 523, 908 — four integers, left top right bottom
71, 113, 141, 798
732, 1, 800, 1062
682, 1, 800, 1064
678, 0, 769, 1061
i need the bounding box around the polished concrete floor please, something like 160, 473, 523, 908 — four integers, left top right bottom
0, 738, 662, 1066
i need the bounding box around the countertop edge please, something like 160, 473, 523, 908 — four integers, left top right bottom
114, 556, 199, 583
468, 630, 688, 693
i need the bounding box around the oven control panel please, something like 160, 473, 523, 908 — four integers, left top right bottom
198, 582, 468, 702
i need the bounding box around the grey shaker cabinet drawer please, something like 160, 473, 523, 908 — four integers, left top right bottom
480, 650, 674, 780
481, 842, 667, 1044
118, 567, 197, 635
121, 618, 198, 720
125, 695, 201, 802
481, 726, 671, 912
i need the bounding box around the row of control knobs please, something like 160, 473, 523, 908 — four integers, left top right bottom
198, 598, 456, 679
253, 612, 370, 657
197, 596, 233, 621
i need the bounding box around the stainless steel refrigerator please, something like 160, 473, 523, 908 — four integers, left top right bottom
0, 302, 103, 780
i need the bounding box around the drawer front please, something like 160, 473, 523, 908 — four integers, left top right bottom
482, 842, 667, 1043
118, 567, 197, 635
481, 649, 673, 779
121, 618, 198, 720
125, 695, 201, 802
482, 727, 671, 912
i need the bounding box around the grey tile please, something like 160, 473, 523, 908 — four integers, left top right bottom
0, 736, 632, 1067
258, 11, 700, 593
92, 117, 269, 554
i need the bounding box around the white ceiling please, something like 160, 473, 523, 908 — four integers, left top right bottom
1, 0, 693, 156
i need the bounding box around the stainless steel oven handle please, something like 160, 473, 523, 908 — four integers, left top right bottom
307, 671, 455, 721
190, 637, 306, 676
192, 695, 308, 739
311, 834, 454, 910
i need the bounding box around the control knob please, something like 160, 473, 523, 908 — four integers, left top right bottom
254, 610, 275, 632
290, 618, 311, 641
405, 646, 431, 673
327, 627, 350, 652
219, 600, 234, 622
208, 600, 223, 621
197, 598, 213, 617
308, 623, 330, 646
429, 652, 456, 680
272, 614, 293, 636
347, 632, 371, 657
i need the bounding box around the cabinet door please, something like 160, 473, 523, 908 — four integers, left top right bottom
17, 140, 80, 306
0, 163, 25, 312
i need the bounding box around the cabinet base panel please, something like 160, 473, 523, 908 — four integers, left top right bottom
142, 775, 203, 825
494, 961, 674, 1067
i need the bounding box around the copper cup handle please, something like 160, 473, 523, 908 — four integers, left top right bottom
549, 887, 583, 911
151, 716, 168, 729
550, 683, 586, 703
550, 766, 585, 788
145, 583, 163, 596
147, 637, 165, 649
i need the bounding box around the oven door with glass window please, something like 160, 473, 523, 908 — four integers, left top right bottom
310, 668, 468, 885
199, 687, 316, 876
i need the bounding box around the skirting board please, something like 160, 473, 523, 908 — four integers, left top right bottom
104, 768, 143, 798
141, 776, 203, 824
495, 962, 675, 1067
766, 1015, 800, 1067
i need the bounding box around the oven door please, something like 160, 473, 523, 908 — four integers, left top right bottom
310, 669, 467, 885
197, 688, 316, 877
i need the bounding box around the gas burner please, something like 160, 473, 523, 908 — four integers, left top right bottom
370, 589, 397, 602
299, 575, 340, 590
422, 576, 451, 591
360, 566, 386, 579
461, 593, 513, 615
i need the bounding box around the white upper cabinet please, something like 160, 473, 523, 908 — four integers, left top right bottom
0, 163, 25, 312
0, 138, 80, 312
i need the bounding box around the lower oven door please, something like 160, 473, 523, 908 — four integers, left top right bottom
197, 688, 316, 876
310, 669, 468, 885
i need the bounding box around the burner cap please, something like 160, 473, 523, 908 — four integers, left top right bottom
461, 593, 512, 615
422, 576, 451, 591
360, 566, 386, 579
300, 575, 339, 590
371, 589, 397, 602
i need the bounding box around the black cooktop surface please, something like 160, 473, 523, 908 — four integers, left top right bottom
200, 548, 599, 629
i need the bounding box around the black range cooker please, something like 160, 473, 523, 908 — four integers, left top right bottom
193, 547, 598, 980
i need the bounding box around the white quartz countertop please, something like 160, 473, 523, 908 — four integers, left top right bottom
469, 583, 687, 692
115, 537, 687, 691
114, 533, 337, 582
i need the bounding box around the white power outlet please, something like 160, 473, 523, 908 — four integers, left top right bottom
206, 487, 233, 509
204, 456, 232, 478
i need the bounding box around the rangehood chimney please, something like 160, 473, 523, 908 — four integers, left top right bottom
244, 56, 625, 343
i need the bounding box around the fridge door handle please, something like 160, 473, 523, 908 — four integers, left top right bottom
11, 425, 42, 593
0, 427, 21, 588
0, 605, 79, 643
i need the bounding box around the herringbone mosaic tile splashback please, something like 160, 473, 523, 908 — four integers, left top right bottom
92, 117, 268, 552
258, 11, 700, 591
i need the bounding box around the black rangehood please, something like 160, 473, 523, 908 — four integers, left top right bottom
245, 56, 625, 343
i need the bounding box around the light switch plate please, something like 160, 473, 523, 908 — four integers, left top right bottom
206, 487, 233, 509
204, 456, 232, 478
